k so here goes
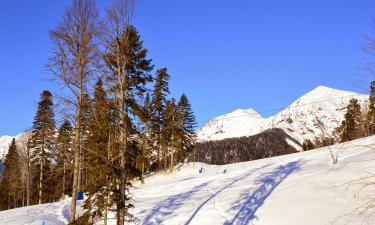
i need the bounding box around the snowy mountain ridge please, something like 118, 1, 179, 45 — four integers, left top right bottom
0, 133, 27, 158
197, 85, 369, 145
0, 135, 15, 159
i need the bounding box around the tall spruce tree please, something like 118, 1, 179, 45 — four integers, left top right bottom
177, 94, 197, 161
367, 81, 375, 135
138, 92, 153, 181
102, 12, 153, 222
0, 139, 22, 210
29, 90, 56, 205
162, 98, 182, 170
337, 98, 363, 142
82, 78, 115, 224
151, 68, 170, 170
56, 119, 73, 200
79, 93, 92, 193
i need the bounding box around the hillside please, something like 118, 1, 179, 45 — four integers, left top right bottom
0, 135, 14, 158
0, 136, 375, 224
0, 132, 29, 159
197, 86, 369, 145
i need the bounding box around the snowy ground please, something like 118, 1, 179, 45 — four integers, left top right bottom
1, 136, 375, 225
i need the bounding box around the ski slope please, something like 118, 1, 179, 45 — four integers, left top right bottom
1, 136, 375, 225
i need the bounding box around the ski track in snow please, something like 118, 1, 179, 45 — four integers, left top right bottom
2, 136, 375, 224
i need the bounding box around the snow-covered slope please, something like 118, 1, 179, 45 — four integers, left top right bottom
0, 132, 29, 159
0, 135, 14, 158
197, 108, 265, 141
197, 86, 369, 144
1, 136, 375, 224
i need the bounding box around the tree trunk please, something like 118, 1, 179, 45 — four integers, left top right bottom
117, 89, 127, 225
39, 159, 43, 205
62, 160, 66, 199
26, 148, 30, 206
141, 161, 145, 184
170, 150, 174, 171
70, 83, 83, 223
104, 192, 108, 225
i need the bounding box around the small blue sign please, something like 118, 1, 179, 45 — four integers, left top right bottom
77, 192, 84, 200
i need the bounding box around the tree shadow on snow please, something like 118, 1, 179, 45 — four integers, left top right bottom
142, 181, 211, 225
224, 160, 302, 225
184, 164, 272, 225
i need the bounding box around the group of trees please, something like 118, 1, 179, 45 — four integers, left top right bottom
193, 128, 297, 165
0, 0, 196, 224
302, 81, 375, 151
336, 81, 375, 143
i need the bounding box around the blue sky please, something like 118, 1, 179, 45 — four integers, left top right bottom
0, 0, 374, 136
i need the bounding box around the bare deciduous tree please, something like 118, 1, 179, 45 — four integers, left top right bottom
47, 0, 99, 222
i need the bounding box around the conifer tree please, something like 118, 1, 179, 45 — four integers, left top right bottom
134, 92, 153, 183
56, 119, 73, 199
79, 93, 92, 193
367, 81, 375, 135
29, 90, 56, 205
337, 98, 363, 142
162, 98, 182, 169
102, 6, 153, 221
82, 78, 114, 224
151, 68, 170, 170
177, 94, 197, 161
0, 139, 22, 210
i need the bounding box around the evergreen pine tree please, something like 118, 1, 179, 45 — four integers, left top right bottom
367, 81, 375, 135
82, 78, 115, 223
29, 90, 57, 204
0, 139, 22, 210
56, 119, 73, 199
79, 93, 92, 193
162, 98, 182, 169
151, 68, 170, 170
103, 23, 154, 223
177, 94, 197, 161
337, 98, 363, 142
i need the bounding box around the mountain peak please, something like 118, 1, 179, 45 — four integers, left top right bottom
197, 85, 369, 143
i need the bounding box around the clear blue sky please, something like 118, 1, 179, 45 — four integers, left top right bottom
0, 0, 374, 136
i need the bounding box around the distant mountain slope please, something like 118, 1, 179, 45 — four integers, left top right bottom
197, 86, 369, 146
0, 132, 29, 158
197, 108, 265, 141
0, 135, 14, 158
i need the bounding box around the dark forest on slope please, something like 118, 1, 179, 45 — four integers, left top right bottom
191, 128, 300, 165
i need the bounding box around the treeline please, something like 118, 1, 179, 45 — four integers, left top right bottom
0, 0, 196, 224
302, 81, 375, 151
192, 128, 298, 165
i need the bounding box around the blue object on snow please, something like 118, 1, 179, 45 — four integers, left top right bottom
223, 169, 227, 173
199, 167, 205, 174
77, 192, 84, 200
0, 163, 4, 178
42, 222, 46, 225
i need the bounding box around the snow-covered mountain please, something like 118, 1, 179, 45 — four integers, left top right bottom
197, 108, 265, 141
0, 132, 29, 158
197, 86, 369, 145
0, 135, 14, 158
